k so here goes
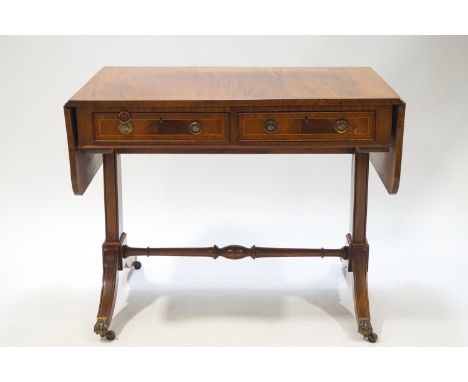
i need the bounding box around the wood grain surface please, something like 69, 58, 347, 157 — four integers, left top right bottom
69, 67, 401, 106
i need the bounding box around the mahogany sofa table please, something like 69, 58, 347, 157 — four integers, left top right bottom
64, 67, 405, 342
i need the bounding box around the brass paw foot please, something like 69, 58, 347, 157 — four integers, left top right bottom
358, 318, 378, 343
94, 318, 116, 341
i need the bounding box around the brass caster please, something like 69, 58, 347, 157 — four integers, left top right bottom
104, 330, 116, 341
99, 330, 116, 341
94, 318, 115, 340
132, 260, 142, 270
365, 332, 378, 343
358, 318, 378, 343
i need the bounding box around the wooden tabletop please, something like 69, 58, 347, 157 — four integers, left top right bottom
68, 67, 402, 106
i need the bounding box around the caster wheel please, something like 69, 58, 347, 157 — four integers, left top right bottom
366, 332, 378, 343
105, 330, 116, 341
133, 261, 142, 270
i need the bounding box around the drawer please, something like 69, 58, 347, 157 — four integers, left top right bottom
94, 112, 229, 143
238, 112, 376, 142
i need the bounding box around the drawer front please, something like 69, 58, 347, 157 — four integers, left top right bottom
238, 112, 376, 142
94, 112, 229, 143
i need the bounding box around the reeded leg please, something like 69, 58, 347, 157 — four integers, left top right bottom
349, 153, 378, 343
94, 245, 119, 340
349, 239, 377, 342
94, 152, 123, 341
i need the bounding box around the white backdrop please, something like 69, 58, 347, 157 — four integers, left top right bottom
0, 36, 467, 345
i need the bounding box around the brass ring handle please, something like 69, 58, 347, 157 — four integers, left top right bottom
335, 119, 349, 134
264, 119, 278, 133
118, 121, 133, 135
118, 111, 133, 134
189, 121, 202, 135
118, 111, 131, 122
